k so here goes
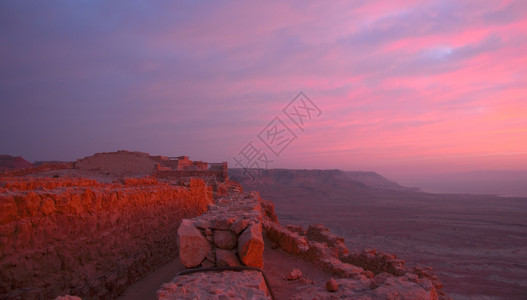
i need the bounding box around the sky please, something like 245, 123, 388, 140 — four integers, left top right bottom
1, 0, 527, 181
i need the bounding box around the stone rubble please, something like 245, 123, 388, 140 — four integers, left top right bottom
285, 269, 303, 280
326, 278, 339, 292
262, 216, 451, 299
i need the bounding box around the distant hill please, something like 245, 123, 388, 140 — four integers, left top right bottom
343, 171, 417, 192
0, 155, 34, 171
229, 168, 414, 192
33, 160, 69, 166
229, 168, 416, 206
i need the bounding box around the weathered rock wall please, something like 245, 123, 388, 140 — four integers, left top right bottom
155, 170, 227, 188
0, 177, 211, 300
74, 151, 157, 175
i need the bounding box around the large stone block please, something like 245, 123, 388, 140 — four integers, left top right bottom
237, 223, 264, 268
177, 219, 209, 268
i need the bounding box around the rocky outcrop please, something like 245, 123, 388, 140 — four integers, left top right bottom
0, 177, 211, 300
157, 270, 271, 300
342, 248, 407, 276
263, 220, 451, 299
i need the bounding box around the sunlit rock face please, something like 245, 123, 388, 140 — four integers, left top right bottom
0, 176, 211, 299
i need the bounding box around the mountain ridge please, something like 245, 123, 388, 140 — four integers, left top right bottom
229, 168, 416, 193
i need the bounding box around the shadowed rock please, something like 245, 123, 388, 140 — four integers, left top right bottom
216, 249, 241, 266
214, 230, 237, 250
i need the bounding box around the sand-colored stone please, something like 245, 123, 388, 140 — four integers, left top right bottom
285, 269, 303, 280
216, 249, 241, 266
231, 218, 250, 235
177, 219, 210, 268
237, 223, 264, 268
326, 278, 338, 292
157, 270, 271, 300
213, 230, 237, 250
0, 175, 211, 299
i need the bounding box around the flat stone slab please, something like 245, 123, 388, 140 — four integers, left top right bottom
157, 270, 271, 300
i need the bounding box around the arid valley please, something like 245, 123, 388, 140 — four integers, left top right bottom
232, 169, 527, 299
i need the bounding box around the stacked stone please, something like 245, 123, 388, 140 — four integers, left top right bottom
177, 192, 265, 269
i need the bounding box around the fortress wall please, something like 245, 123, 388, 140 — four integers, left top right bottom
155, 169, 227, 185
0, 177, 211, 300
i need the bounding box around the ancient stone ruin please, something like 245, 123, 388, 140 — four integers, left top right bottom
158, 192, 271, 299
0, 151, 451, 299
158, 190, 450, 299
177, 193, 264, 269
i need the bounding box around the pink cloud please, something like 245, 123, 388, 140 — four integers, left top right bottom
1, 0, 526, 175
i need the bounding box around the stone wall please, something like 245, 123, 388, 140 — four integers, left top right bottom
74, 151, 157, 175
0, 177, 211, 299
177, 192, 264, 269
156, 169, 227, 182
157, 192, 271, 300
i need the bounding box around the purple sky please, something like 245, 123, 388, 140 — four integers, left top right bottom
1, 1, 526, 180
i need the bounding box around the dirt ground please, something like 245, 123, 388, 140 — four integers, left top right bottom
117, 236, 333, 300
